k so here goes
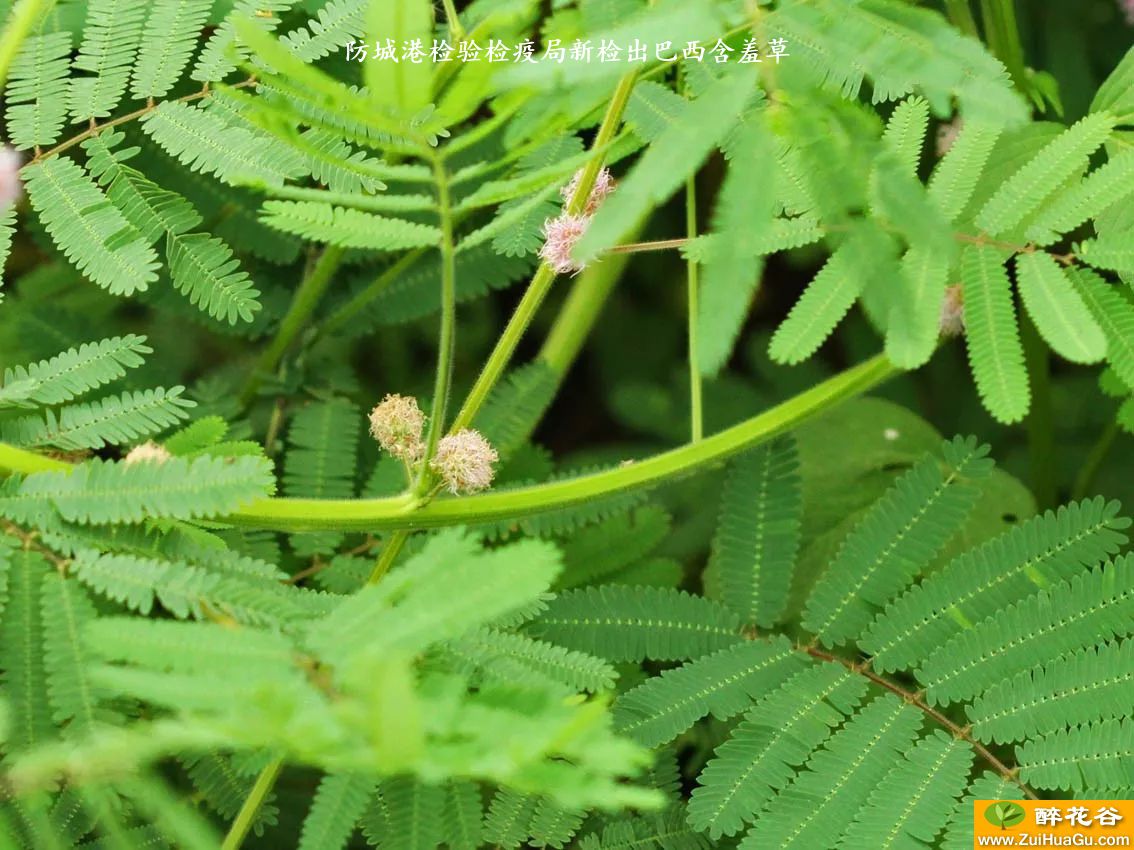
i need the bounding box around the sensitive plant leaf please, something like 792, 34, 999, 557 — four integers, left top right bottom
884, 245, 948, 369
960, 244, 1030, 424
927, 120, 1002, 223
260, 201, 441, 250
974, 112, 1116, 236
23, 157, 161, 296
770, 226, 896, 365
2, 335, 150, 407
708, 436, 802, 628
3, 455, 276, 525
1015, 252, 1106, 364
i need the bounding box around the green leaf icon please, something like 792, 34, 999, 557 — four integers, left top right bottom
985, 801, 1027, 829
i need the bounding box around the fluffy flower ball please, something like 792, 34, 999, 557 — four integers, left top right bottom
369, 393, 426, 462
539, 213, 591, 275
1122, 0, 1134, 24
430, 429, 498, 495
124, 441, 172, 465
939, 284, 965, 337
561, 167, 616, 215
0, 147, 22, 210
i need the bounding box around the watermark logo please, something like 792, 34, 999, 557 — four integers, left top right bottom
984, 801, 1026, 829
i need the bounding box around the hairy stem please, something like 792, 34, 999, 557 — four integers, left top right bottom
239, 246, 345, 407
0, 355, 897, 529
223, 354, 898, 531
448, 70, 640, 434
685, 174, 703, 443
220, 756, 283, 850
419, 155, 459, 482
0, 0, 54, 91
439, 0, 466, 42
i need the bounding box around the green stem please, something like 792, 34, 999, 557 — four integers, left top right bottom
0, 0, 54, 93
419, 155, 459, 483
240, 246, 344, 407
944, 0, 980, 37
1072, 418, 1120, 501
224, 354, 897, 531
314, 249, 424, 345
0, 442, 68, 474
448, 71, 640, 434
367, 529, 410, 584
978, 0, 1028, 89
681, 58, 703, 444
1021, 315, 1056, 508
0, 355, 898, 531
439, 0, 466, 42
220, 757, 282, 850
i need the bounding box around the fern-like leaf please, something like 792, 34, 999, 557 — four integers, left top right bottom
975, 112, 1116, 236
1, 335, 150, 407
69, 0, 147, 122
687, 664, 869, 839
1070, 268, 1134, 388
803, 437, 992, 647
260, 200, 441, 250
837, 731, 973, 850
863, 497, 1130, 672
613, 636, 807, 747
527, 585, 742, 663
708, 436, 801, 628
22, 157, 161, 296
1027, 148, 1134, 244
4, 31, 71, 150
131, 0, 214, 100
738, 694, 923, 850
5, 455, 276, 525
1015, 252, 1106, 364
969, 639, 1134, 745
961, 244, 1030, 423
769, 226, 894, 364
298, 772, 376, 850
166, 233, 262, 325
1017, 717, 1134, 792
919, 554, 1134, 705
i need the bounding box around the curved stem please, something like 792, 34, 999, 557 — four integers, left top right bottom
239, 246, 344, 407
0, 355, 897, 530
219, 756, 283, 850
222, 353, 898, 531
448, 70, 640, 434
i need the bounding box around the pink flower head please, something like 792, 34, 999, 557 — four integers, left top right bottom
539, 213, 591, 275
1122, 0, 1134, 24
561, 167, 616, 215
369, 393, 426, 462
939, 284, 965, 337
124, 441, 172, 465
936, 117, 964, 158
430, 429, 498, 494
0, 147, 22, 209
